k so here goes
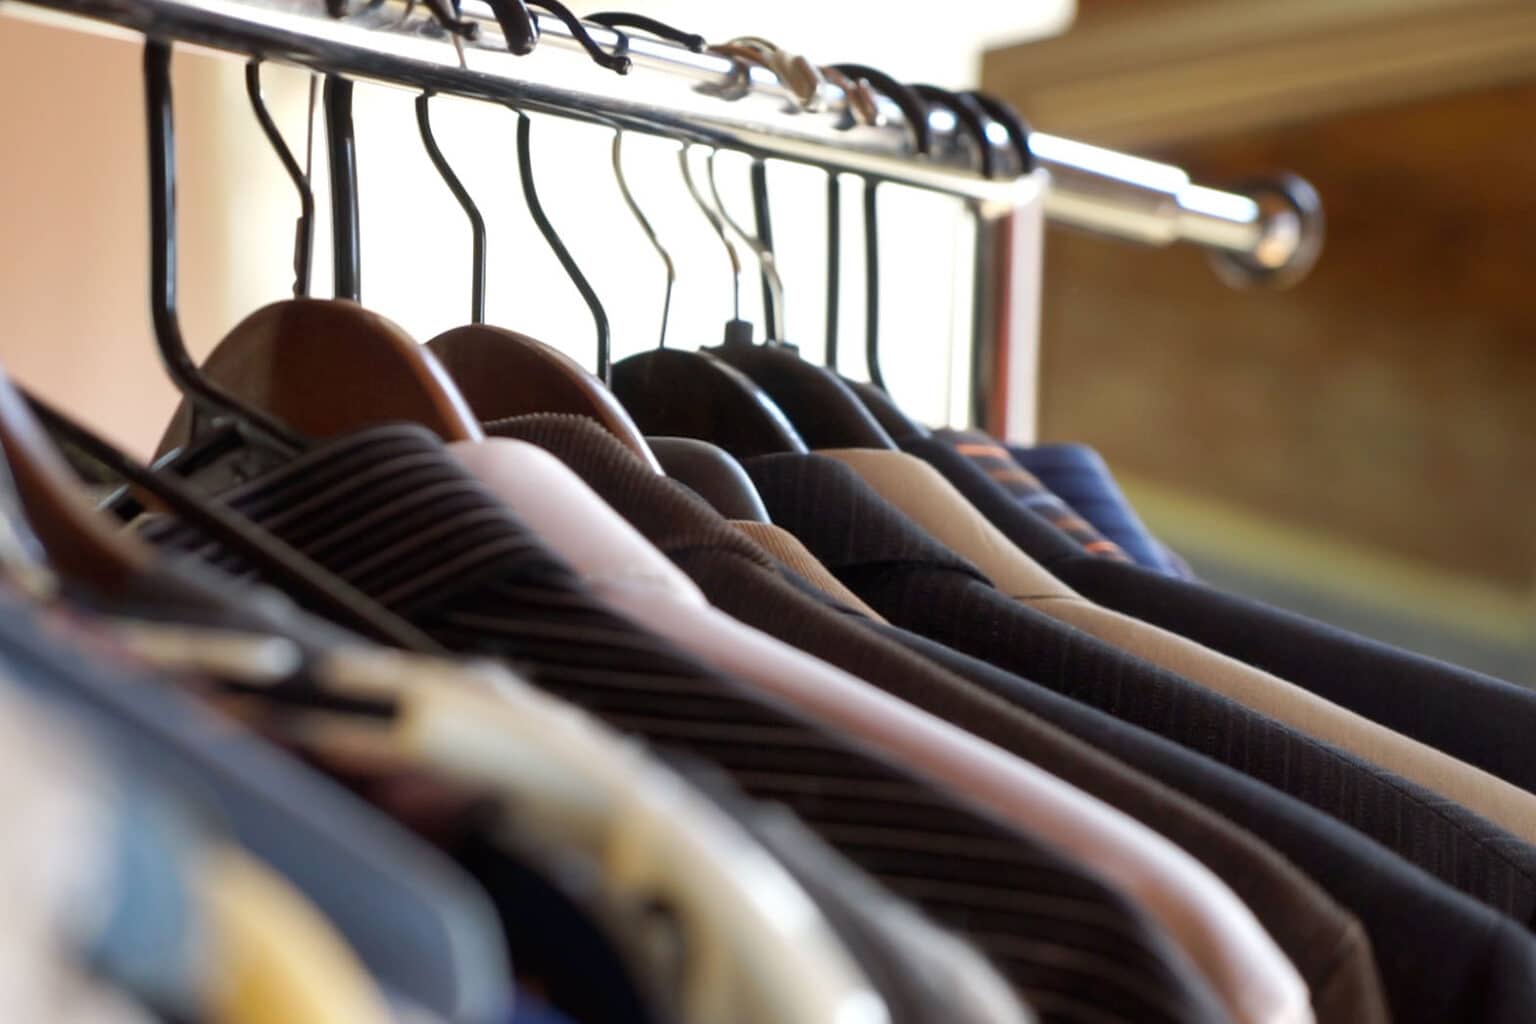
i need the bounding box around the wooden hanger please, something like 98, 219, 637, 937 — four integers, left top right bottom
160, 299, 484, 456
417, 98, 661, 470
428, 326, 658, 464
157, 65, 482, 458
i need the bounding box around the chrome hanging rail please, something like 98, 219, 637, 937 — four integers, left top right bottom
2, 0, 1320, 282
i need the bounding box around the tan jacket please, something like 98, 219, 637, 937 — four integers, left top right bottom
731, 520, 887, 622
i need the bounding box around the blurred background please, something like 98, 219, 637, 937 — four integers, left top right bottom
1, 0, 1531, 681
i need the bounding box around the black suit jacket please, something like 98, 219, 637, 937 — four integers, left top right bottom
904, 433, 1536, 800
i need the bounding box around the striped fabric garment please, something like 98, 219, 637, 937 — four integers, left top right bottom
142, 424, 1232, 1024
1006, 443, 1195, 580
933, 429, 1132, 563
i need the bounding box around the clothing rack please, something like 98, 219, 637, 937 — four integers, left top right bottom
3, 0, 1323, 432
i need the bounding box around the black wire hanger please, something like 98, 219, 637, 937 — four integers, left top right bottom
145, 41, 307, 455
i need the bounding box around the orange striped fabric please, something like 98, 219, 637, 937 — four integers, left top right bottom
944, 431, 1133, 563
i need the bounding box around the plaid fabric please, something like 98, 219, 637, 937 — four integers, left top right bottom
933, 430, 1132, 562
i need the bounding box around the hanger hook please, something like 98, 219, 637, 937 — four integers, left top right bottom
862, 177, 884, 390
609, 127, 675, 349
828, 64, 932, 155
416, 91, 487, 325
819, 64, 936, 389
748, 159, 780, 342
417, 0, 479, 43
823, 170, 841, 370
244, 61, 315, 299
144, 40, 304, 451
323, 75, 361, 301
514, 109, 611, 382
677, 144, 744, 330
962, 91, 1034, 175
483, 0, 539, 55
523, 0, 631, 73
814, 64, 879, 372
910, 83, 1000, 178
587, 11, 704, 51
705, 151, 785, 341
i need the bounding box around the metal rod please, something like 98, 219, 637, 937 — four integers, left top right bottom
749, 159, 778, 341
145, 37, 306, 452
863, 178, 884, 392
415, 91, 487, 325
516, 112, 610, 384
324, 74, 361, 301
824, 172, 841, 369
1, 0, 1316, 277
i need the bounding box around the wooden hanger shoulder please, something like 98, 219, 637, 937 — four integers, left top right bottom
427, 325, 663, 473
162, 299, 483, 453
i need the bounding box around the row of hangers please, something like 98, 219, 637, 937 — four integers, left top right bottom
0, 5, 1036, 668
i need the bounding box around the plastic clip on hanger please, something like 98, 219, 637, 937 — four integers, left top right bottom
418, 91, 662, 469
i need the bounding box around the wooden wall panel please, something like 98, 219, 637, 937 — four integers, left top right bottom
1015, 82, 1536, 591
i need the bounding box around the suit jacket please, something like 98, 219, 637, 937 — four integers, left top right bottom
909, 433, 1536, 806
816, 445, 1536, 847
143, 423, 1232, 1024
742, 450, 1536, 926
485, 413, 1402, 1024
